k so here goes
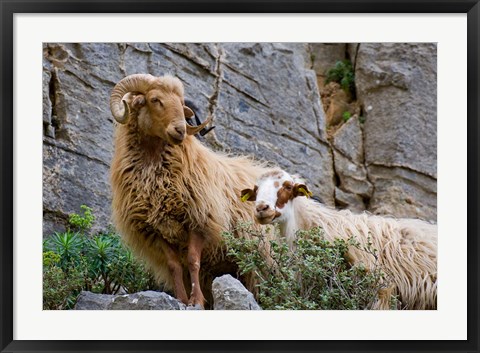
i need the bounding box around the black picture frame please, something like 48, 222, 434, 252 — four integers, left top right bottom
1, 1, 478, 352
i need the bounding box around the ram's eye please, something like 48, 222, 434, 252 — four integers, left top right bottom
285, 185, 293, 191
150, 97, 163, 106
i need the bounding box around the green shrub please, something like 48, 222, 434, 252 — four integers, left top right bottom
223, 223, 394, 310
69, 204, 95, 232
44, 231, 84, 270
82, 232, 156, 294
325, 60, 356, 95
43, 205, 156, 309
108, 246, 157, 294
43, 251, 85, 309
342, 111, 352, 122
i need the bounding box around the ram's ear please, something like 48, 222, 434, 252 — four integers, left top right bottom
293, 183, 313, 198
240, 186, 258, 202
132, 94, 146, 109
183, 105, 194, 119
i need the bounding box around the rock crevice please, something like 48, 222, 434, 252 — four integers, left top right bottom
311, 43, 436, 220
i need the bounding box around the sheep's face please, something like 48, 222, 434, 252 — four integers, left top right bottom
135, 89, 194, 145
241, 170, 312, 225
110, 75, 211, 146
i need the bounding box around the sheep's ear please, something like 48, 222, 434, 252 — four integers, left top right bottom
183, 105, 194, 119
293, 183, 313, 198
240, 186, 257, 202
132, 94, 146, 109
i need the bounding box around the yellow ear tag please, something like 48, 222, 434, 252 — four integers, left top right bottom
241, 192, 251, 202
298, 187, 313, 198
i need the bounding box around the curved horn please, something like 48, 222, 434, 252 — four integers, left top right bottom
186, 114, 213, 136
109, 74, 155, 123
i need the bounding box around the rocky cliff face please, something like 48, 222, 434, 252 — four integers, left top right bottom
354, 43, 437, 220
311, 43, 437, 219
43, 42, 436, 236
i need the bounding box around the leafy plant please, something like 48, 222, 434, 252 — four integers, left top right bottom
325, 60, 356, 95
109, 246, 157, 294
44, 231, 84, 271
43, 205, 156, 309
223, 223, 394, 310
42, 250, 61, 267
68, 204, 95, 232
342, 111, 352, 122
43, 251, 85, 309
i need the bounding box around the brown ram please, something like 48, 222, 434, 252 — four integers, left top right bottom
109, 74, 273, 308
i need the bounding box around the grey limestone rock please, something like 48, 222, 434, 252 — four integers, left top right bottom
74, 291, 190, 310
212, 275, 261, 310
354, 43, 437, 220
332, 116, 364, 164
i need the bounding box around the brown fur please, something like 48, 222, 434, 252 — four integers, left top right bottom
110, 76, 274, 307
275, 181, 294, 209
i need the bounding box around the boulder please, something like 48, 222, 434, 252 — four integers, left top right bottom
74, 290, 190, 310
212, 275, 262, 310
74, 291, 113, 310
73, 277, 263, 310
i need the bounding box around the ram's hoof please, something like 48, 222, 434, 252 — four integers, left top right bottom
186, 303, 204, 310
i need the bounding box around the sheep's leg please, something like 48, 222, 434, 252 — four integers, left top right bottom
160, 240, 189, 305
187, 231, 205, 308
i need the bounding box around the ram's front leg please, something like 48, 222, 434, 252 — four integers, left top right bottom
187, 231, 205, 308
159, 239, 189, 305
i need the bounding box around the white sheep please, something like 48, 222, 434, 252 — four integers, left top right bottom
241, 168, 438, 309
